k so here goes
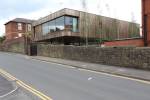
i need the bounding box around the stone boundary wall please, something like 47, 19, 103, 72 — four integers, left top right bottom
37, 44, 150, 70
1, 37, 26, 54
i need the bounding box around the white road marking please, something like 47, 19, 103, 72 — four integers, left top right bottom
118, 69, 126, 72
88, 77, 93, 81
0, 84, 18, 98
82, 65, 87, 67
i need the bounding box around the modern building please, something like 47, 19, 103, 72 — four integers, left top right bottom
4, 18, 34, 40
32, 8, 140, 46
142, 0, 150, 46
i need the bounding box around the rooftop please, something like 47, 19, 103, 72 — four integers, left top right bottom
4, 18, 35, 25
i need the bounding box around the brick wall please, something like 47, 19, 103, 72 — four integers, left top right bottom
104, 38, 144, 47
142, 0, 150, 45
5, 22, 27, 40
37, 44, 150, 70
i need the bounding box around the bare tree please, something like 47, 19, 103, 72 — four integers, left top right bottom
97, 0, 103, 45
130, 12, 136, 37
131, 12, 136, 23
80, 0, 88, 46
81, 0, 87, 11
59, 1, 63, 8
97, 0, 102, 14
105, 3, 110, 17
113, 8, 120, 39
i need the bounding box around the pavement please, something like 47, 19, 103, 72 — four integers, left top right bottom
31, 56, 150, 81
0, 74, 40, 100
0, 52, 150, 100
0, 75, 14, 97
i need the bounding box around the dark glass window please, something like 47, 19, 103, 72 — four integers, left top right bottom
55, 16, 65, 31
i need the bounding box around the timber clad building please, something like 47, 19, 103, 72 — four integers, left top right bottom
32, 8, 140, 45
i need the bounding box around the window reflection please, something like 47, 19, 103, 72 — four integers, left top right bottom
42, 23, 49, 35
56, 16, 65, 31
49, 20, 56, 33
65, 16, 73, 31
65, 16, 78, 32
42, 16, 78, 35
72, 18, 78, 32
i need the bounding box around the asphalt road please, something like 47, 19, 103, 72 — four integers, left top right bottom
0, 52, 150, 100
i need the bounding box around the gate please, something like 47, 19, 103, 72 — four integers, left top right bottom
30, 43, 37, 56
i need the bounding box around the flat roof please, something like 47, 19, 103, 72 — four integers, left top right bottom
33, 8, 139, 26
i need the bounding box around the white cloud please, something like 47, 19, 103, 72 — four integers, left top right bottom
0, 0, 141, 36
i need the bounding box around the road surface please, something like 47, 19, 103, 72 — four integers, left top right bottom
0, 52, 150, 100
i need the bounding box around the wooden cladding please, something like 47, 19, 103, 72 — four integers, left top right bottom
33, 8, 140, 42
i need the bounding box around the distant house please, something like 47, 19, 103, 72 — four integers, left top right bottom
3, 18, 35, 54
4, 18, 34, 40
32, 8, 141, 46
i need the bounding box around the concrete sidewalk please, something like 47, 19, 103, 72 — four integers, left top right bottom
31, 56, 150, 81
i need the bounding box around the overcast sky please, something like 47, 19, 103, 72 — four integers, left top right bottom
0, 0, 141, 36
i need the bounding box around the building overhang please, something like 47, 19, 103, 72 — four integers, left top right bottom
34, 30, 80, 42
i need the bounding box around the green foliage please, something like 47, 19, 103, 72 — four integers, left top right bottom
95, 37, 113, 43
96, 29, 103, 34
128, 23, 140, 38
0, 36, 6, 43
24, 32, 32, 38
